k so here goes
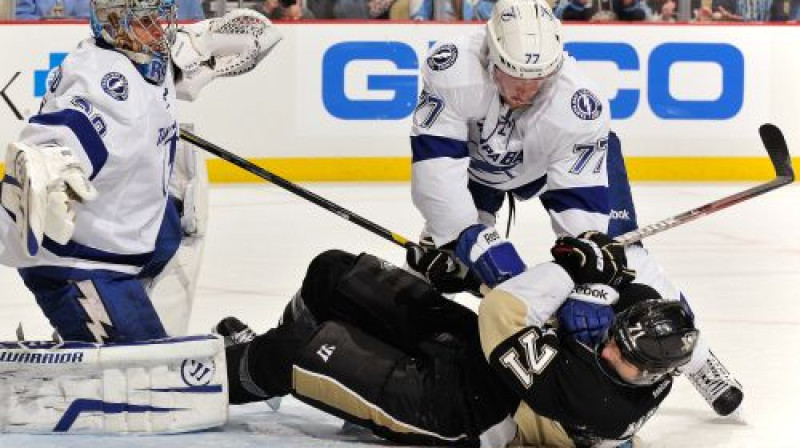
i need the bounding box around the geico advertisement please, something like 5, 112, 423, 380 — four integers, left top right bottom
0, 23, 796, 158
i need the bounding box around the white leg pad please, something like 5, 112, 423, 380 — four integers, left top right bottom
148, 136, 209, 336
0, 335, 227, 434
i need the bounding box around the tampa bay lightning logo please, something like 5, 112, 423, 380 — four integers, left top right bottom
101, 72, 129, 101
427, 44, 459, 71
571, 89, 602, 120
47, 66, 63, 93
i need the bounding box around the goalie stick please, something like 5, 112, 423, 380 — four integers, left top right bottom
615, 123, 795, 245
181, 124, 793, 250
179, 129, 418, 250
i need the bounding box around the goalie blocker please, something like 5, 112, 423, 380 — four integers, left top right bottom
0, 335, 227, 434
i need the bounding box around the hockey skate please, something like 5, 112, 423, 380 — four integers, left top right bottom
213, 316, 257, 347
686, 351, 743, 417
213, 316, 282, 411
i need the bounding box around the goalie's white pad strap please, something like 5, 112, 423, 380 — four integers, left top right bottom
0, 335, 227, 434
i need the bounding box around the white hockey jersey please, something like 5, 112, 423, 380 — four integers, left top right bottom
0, 39, 179, 274
411, 29, 611, 247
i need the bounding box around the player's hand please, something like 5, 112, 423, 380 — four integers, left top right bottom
556, 283, 619, 346
406, 244, 481, 295
454, 224, 526, 288
1, 142, 97, 256
551, 231, 635, 287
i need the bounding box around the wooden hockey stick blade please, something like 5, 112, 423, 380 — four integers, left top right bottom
615, 124, 794, 246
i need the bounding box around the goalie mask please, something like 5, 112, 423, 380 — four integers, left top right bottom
596, 296, 699, 387
90, 0, 176, 84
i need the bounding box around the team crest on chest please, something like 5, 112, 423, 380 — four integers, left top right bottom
101, 72, 129, 101
427, 44, 459, 71
571, 89, 602, 120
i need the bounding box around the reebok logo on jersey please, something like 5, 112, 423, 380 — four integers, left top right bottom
571, 89, 602, 120
317, 344, 336, 362
427, 44, 459, 72
610, 209, 630, 220
101, 72, 128, 101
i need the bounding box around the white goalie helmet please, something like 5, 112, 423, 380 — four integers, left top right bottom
90, 0, 176, 74
486, 0, 564, 80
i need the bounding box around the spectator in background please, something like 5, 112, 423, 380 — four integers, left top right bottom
461, 0, 497, 19
16, 0, 90, 19
695, 0, 773, 20
612, 0, 653, 18
254, 0, 312, 19
409, 0, 457, 19
555, 0, 652, 20
306, 0, 396, 18
554, 0, 593, 19
651, 0, 675, 19
177, 0, 205, 19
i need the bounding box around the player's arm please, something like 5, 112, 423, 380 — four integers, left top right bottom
171, 9, 282, 101
410, 80, 476, 247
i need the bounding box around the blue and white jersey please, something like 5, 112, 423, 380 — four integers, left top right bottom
411, 29, 611, 247
0, 39, 179, 274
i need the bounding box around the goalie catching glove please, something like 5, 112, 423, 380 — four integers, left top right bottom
171, 9, 283, 101
1, 142, 97, 257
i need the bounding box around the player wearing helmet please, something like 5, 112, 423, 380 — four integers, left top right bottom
405, 0, 742, 418
0, 0, 281, 342
215, 232, 696, 447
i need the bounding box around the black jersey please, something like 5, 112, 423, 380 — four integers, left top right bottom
490, 325, 672, 447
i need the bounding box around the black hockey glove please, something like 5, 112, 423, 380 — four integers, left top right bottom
551, 231, 636, 288
406, 244, 482, 296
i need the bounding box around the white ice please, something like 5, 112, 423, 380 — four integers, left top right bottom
1, 182, 798, 447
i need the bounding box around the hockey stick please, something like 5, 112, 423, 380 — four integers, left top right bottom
615, 123, 794, 246
179, 129, 418, 249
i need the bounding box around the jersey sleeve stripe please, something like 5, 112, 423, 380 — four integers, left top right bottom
29, 109, 109, 180
539, 186, 611, 215
411, 135, 469, 162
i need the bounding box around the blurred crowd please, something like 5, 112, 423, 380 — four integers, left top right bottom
2, 0, 798, 24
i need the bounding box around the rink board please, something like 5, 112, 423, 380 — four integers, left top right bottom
0, 21, 797, 181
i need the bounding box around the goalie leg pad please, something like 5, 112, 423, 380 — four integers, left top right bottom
145, 139, 209, 336
293, 320, 474, 445
19, 267, 167, 342
0, 335, 227, 434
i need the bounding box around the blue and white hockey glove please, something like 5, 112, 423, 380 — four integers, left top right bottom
454, 224, 525, 288
557, 283, 619, 346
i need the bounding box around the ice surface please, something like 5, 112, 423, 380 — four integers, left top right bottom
2, 183, 799, 447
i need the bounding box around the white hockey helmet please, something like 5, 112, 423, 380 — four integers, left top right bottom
486, 0, 564, 80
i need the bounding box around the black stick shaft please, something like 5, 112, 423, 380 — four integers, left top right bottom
180, 129, 415, 249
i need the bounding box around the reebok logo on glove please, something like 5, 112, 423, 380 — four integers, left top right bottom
482, 230, 500, 244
